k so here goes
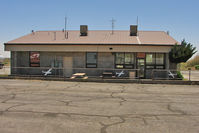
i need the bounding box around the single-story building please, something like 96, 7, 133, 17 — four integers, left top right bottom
4, 25, 179, 79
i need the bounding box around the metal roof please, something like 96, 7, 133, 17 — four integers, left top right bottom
5, 30, 178, 45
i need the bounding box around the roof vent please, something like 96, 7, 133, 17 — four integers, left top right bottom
130, 25, 137, 36
80, 25, 88, 36
31, 30, 34, 35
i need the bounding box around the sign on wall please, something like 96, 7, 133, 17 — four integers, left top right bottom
137, 53, 145, 58
30, 52, 40, 67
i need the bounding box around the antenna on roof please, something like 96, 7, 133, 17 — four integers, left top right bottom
136, 16, 139, 36
54, 32, 56, 40
110, 18, 116, 35
64, 16, 68, 39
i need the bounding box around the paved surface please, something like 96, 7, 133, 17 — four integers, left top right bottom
0, 79, 199, 133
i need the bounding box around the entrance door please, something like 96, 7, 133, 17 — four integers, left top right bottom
63, 57, 73, 77
137, 58, 145, 78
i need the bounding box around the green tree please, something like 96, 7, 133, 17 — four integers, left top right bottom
169, 40, 197, 63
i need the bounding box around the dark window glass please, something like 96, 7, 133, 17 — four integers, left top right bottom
156, 66, 164, 69
146, 54, 155, 65
146, 53, 165, 69
115, 53, 135, 69
156, 54, 164, 65
146, 66, 155, 69
125, 53, 134, 64
116, 53, 125, 64
86, 52, 97, 68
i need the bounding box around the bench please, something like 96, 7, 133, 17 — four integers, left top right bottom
101, 71, 116, 78
70, 73, 88, 79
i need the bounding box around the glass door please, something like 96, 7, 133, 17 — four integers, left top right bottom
137, 58, 145, 78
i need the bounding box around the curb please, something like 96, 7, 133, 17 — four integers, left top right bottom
0, 76, 198, 85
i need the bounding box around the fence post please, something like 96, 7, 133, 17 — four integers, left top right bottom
188, 68, 191, 81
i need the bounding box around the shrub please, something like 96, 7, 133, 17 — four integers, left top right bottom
195, 65, 199, 70
177, 71, 184, 80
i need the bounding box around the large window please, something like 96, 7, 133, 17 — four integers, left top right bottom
146, 53, 155, 69
30, 52, 40, 67
115, 53, 135, 69
146, 53, 165, 69
155, 53, 165, 69
86, 52, 97, 68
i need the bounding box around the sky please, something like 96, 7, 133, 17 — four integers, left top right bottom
0, 0, 199, 58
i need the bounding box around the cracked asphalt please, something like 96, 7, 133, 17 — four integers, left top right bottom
0, 79, 199, 133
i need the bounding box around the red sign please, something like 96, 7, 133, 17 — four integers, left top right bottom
137, 53, 145, 58
30, 52, 40, 67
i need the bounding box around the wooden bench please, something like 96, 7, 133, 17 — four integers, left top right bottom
101, 72, 116, 78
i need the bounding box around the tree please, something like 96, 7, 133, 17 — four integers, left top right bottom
169, 40, 197, 63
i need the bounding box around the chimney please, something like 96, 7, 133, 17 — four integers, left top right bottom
130, 25, 138, 36
80, 25, 88, 36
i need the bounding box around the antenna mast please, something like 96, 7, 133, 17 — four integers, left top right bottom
137, 16, 139, 36
64, 16, 68, 39
111, 18, 116, 35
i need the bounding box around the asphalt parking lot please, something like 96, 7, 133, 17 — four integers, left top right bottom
0, 79, 199, 133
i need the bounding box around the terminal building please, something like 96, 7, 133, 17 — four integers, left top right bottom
4, 25, 179, 79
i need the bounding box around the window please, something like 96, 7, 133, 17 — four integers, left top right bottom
86, 52, 97, 68
156, 53, 165, 69
146, 54, 155, 65
146, 53, 165, 69
115, 53, 135, 69
30, 52, 40, 67
156, 54, 164, 65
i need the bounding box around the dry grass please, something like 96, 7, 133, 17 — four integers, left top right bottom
187, 54, 199, 67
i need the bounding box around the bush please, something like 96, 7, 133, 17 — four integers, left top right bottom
177, 71, 184, 80
195, 65, 199, 70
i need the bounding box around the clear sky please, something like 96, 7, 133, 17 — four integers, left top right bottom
0, 0, 199, 57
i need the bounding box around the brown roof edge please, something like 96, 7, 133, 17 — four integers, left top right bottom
4, 43, 177, 46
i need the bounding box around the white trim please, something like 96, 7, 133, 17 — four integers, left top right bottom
136, 36, 141, 44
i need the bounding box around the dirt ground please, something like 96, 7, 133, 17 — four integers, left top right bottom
0, 79, 199, 133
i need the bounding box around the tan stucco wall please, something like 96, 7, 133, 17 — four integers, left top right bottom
5, 45, 172, 53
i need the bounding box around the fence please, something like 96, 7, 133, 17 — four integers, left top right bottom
152, 69, 199, 81
1, 66, 198, 81
4, 66, 140, 79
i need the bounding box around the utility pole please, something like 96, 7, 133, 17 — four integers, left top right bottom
110, 18, 116, 35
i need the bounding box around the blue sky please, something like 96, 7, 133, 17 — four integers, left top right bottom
0, 0, 199, 57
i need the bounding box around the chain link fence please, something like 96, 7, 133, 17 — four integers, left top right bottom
1, 66, 199, 81
152, 69, 199, 81
2, 66, 140, 79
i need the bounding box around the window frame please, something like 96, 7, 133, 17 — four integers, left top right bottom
145, 53, 166, 69
115, 52, 135, 69
86, 52, 98, 68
